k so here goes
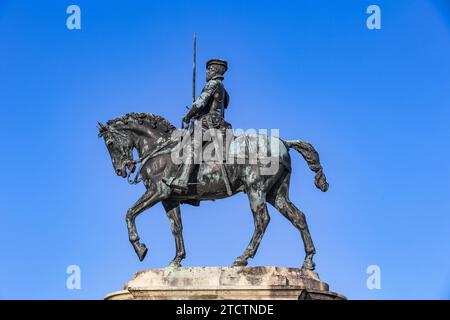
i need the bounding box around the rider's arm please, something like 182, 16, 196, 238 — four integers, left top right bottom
185, 80, 219, 120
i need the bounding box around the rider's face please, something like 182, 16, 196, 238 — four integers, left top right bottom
206, 65, 215, 81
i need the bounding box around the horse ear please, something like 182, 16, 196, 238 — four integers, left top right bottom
97, 121, 107, 137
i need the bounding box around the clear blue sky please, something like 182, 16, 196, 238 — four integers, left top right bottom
0, 0, 449, 300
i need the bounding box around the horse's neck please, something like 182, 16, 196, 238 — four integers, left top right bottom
134, 131, 170, 157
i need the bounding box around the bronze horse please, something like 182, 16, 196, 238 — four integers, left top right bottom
98, 112, 328, 270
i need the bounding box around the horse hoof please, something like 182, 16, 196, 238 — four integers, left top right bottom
136, 244, 148, 262
168, 260, 182, 268
232, 258, 248, 267
302, 260, 316, 270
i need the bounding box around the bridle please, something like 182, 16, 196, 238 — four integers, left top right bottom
102, 123, 184, 185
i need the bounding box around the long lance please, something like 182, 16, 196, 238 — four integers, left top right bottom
183, 32, 196, 130
192, 32, 196, 104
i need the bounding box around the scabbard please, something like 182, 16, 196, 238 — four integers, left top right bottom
206, 117, 232, 196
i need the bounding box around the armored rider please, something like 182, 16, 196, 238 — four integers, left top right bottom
170, 59, 230, 191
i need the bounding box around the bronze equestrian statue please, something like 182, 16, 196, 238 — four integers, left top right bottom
98, 59, 329, 270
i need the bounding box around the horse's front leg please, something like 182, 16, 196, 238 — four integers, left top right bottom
126, 184, 169, 261
162, 200, 186, 268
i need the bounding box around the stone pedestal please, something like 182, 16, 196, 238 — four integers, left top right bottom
105, 267, 345, 300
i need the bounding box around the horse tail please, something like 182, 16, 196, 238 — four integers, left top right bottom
284, 140, 329, 192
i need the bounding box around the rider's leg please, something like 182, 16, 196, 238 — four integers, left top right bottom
170, 162, 194, 190
170, 129, 202, 190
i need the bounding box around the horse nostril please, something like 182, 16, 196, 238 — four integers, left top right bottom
116, 169, 122, 175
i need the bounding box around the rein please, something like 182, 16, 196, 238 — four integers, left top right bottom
126, 138, 179, 185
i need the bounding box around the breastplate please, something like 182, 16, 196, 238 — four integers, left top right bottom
207, 81, 225, 127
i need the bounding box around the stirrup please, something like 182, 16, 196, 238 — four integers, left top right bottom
162, 177, 174, 186
168, 178, 189, 191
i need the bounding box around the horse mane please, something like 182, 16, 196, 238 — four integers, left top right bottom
107, 112, 176, 133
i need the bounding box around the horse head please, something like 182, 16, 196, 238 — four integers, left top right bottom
98, 121, 134, 178
98, 112, 176, 180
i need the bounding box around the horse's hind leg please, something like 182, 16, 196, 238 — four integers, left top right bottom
233, 188, 270, 267
162, 200, 186, 268
267, 173, 316, 270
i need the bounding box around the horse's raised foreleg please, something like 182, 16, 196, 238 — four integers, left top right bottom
126, 184, 169, 261
162, 200, 186, 268
233, 189, 270, 267
267, 173, 316, 270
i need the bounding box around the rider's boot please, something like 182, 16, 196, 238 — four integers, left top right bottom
169, 162, 194, 191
